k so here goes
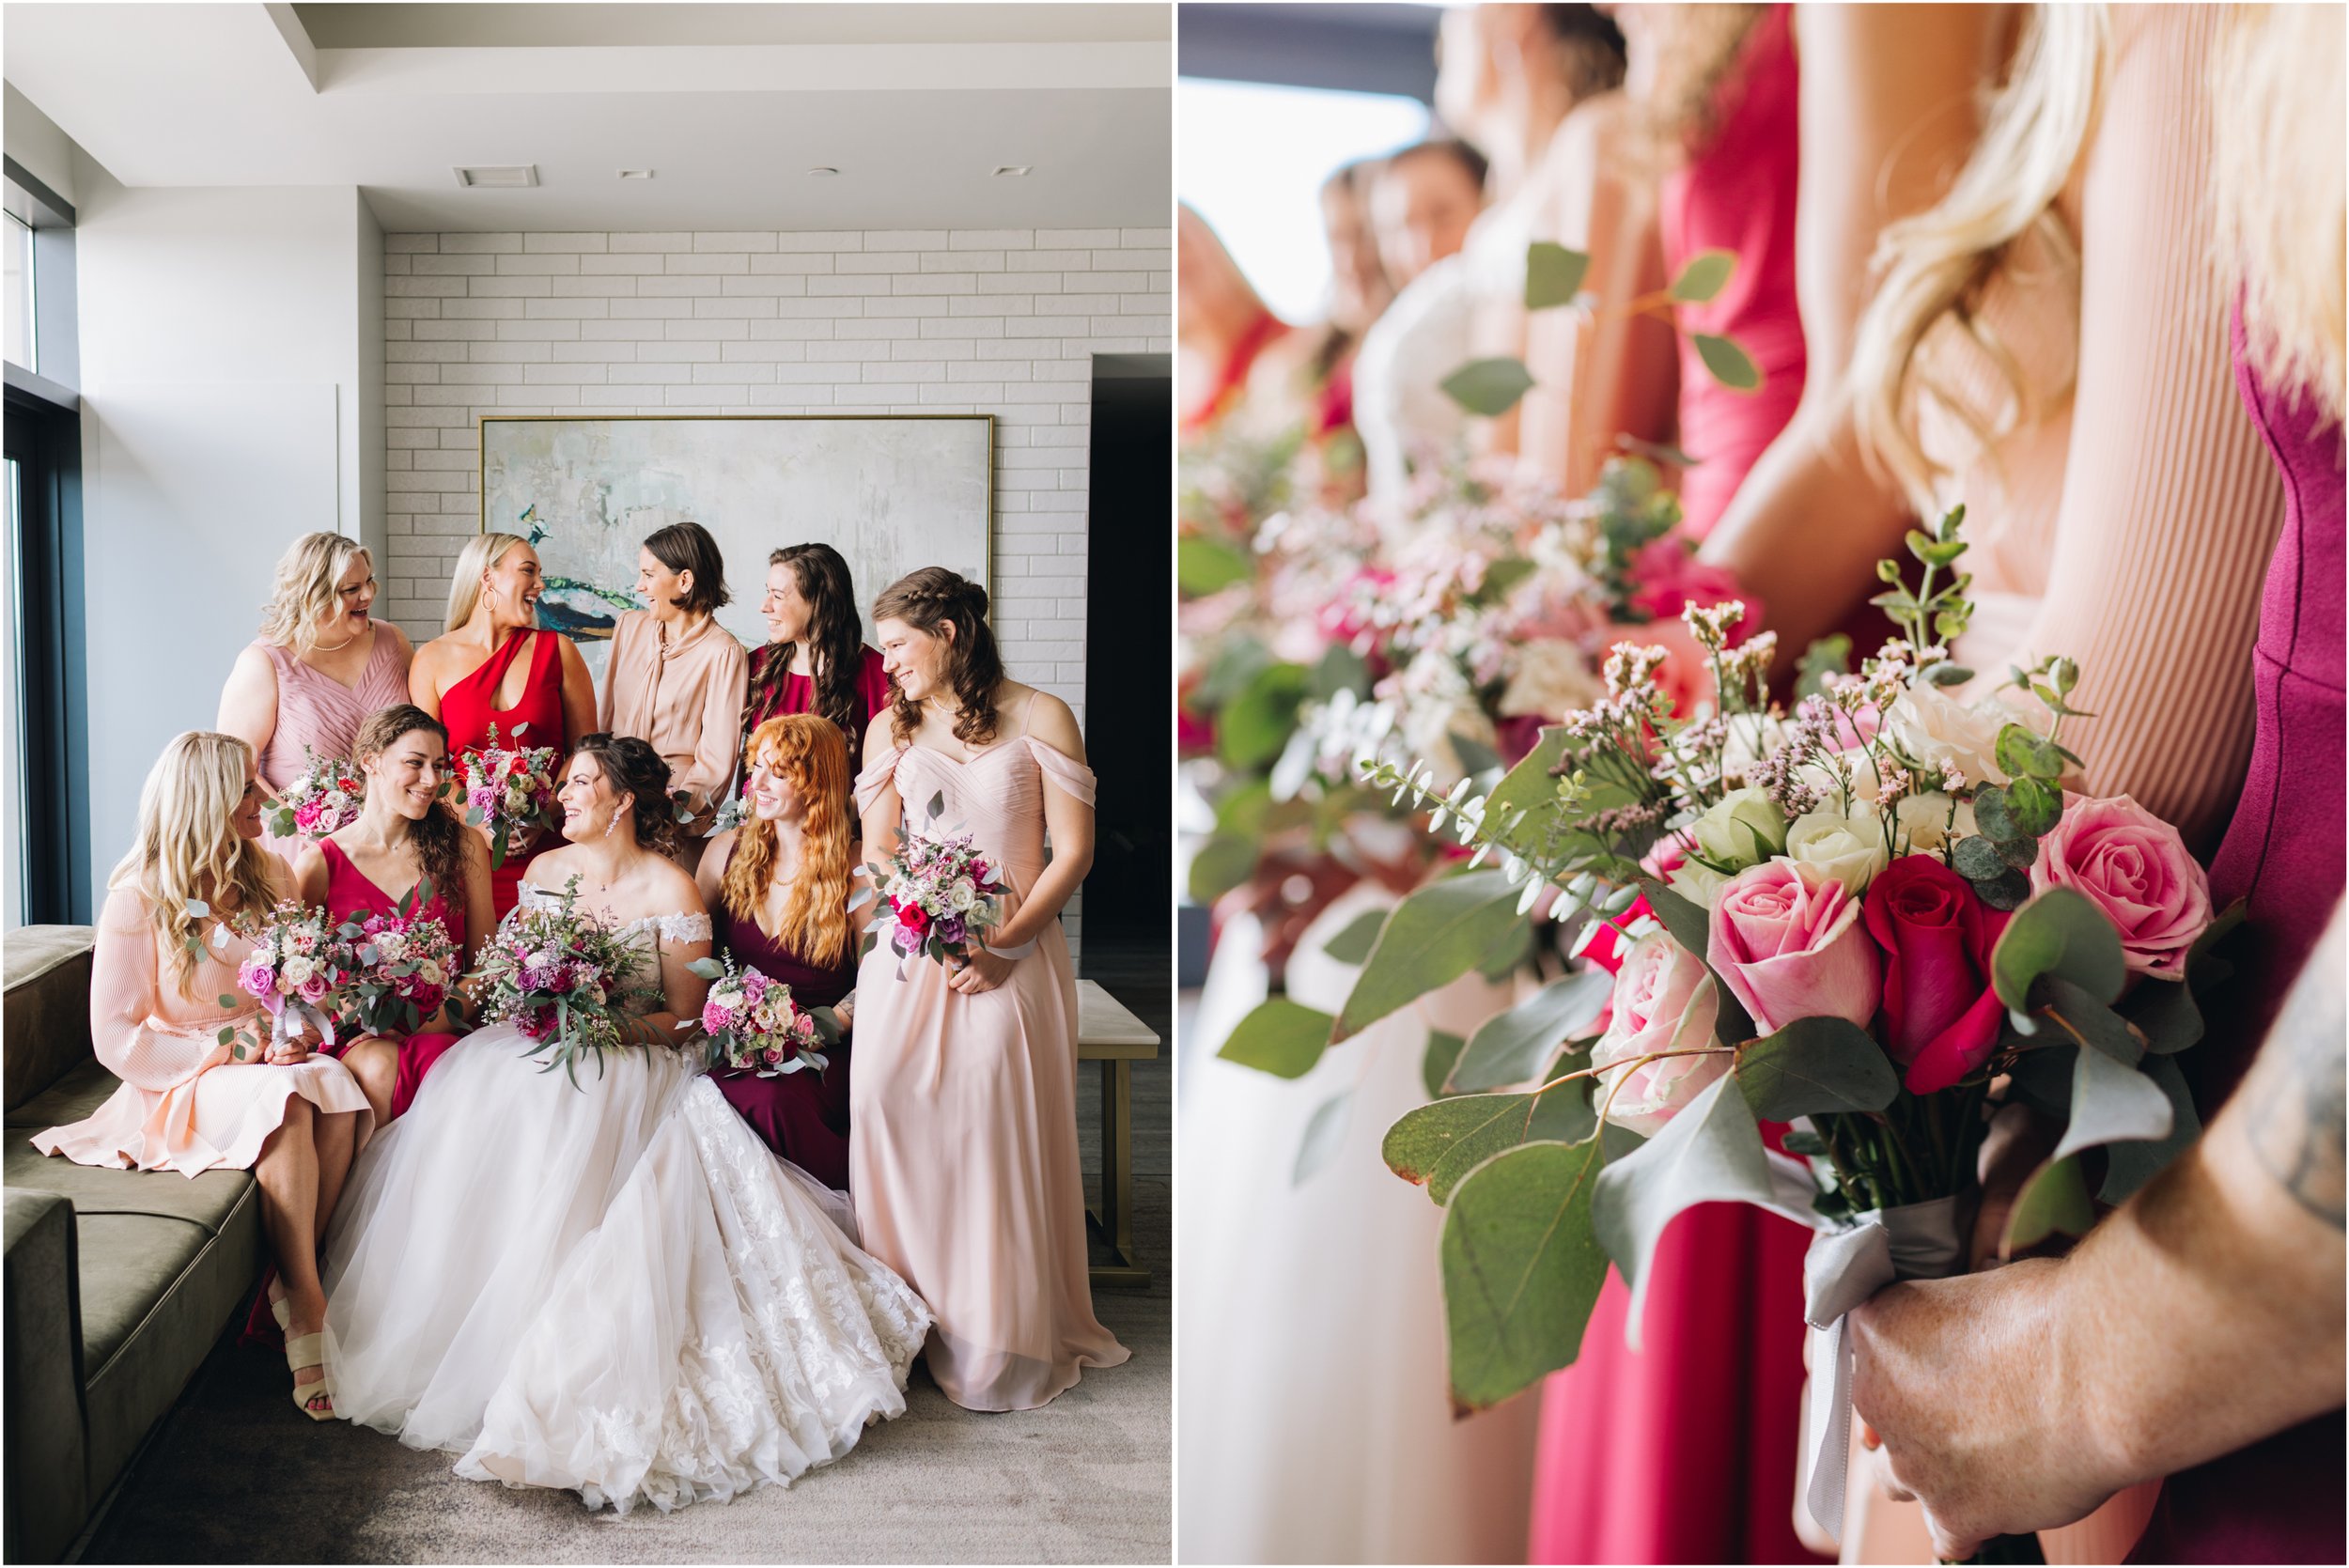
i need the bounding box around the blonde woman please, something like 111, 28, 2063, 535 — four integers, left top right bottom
408, 532, 597, 919
217, 533, 413, 864
33, 732, 372, 1421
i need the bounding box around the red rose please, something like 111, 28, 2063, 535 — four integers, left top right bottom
1863, 854, 2011, 1094
897, 903, 930, 937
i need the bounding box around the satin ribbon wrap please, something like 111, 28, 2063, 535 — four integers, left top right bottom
262, 993, 337, 1055
1800, 1193, 1972, 1542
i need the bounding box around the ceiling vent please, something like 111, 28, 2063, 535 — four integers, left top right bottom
617, 168, 655, 181
992, 164, 1033, 178
453, 165, 539, 190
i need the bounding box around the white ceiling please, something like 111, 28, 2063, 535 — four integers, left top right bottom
2, 3, 1173, 232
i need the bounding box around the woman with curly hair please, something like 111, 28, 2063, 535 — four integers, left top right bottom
741, 542, 890, 797
850, 567, 1128, 1411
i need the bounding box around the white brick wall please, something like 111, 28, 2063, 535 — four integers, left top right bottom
381, 225, 1173, 725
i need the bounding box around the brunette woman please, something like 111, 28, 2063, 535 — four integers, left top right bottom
217, 533, 413, 865
409, 532, 598, 920
599, 520, 749, 867
34, 732, 372, 1420
742, 542, 890, 787
294, 705, 492, 1125
694, 714, 862, 1191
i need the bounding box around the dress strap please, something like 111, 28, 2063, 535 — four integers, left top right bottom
852, 745, 908, 816
448, 628, 537, 714
1026, 737, 1097, 807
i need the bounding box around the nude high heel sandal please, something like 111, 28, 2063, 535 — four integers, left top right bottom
285, 1333, 336, 1421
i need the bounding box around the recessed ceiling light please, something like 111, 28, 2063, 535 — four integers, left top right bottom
992, 164, 1033, 178
453, 164, 538, 189
807, 166, 840, 177
617, 168, 655, 180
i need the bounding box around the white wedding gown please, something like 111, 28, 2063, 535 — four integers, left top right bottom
320, 893, 932, 1515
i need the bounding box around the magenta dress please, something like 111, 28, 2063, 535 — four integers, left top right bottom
316, 841, 465, 1121
741, 644, 892, 787
253, 629, 412, 865
1531, 8, 1825, 1563
708, 898, 856, 1192
2124, 309, 2346, 1565
1661, 3, 1807, 540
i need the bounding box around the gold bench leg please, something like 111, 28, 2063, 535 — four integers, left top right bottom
1087, 1056, 1148, 1287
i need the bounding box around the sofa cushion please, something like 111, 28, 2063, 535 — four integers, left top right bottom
4, 925, 96, 1115
4, 1057, 118, 1131
4, 1188, 89, 1566
6, 1128, 255, 1236
76, 1195, 262, 1510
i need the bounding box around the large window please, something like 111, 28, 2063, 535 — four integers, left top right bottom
3, 210, 30, 372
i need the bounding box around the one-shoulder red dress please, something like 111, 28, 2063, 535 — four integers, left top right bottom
440, 628, 568, 922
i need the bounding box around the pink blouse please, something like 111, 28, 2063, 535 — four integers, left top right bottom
597, 610, 751, 818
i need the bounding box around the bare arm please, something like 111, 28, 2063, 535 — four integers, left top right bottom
693, 831, 734, 915
988, 695, 1095, 950
456, 830, 493, 974
856, 711, 904, 862
1701, 5, 2011, 673
216, 645, 281, 786
291, 844, 330, 909
554, 634, 600, 751
407, 642, 446, 719
1852, 900, 2348, 1560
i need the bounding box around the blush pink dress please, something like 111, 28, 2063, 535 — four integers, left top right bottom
848, 715, 1128, 1411
253, 629, 412, 866
34, 884, 373, 1175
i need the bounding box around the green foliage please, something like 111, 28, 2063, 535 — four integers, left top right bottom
1309, 641, 1373, 702
1795, 635, 1852, 701
2099, 1055, 2201, 1203
1423, 1030, 1468, 1099
1294, 1091, 1353, 1185
1734, 1017, 1902, 1121
1524, 242, 1592, 309
1177, 536, 1254, 598
1440, 357, 1540, 418
1439, 1138, 1611, 1408
1187, 832, 1258, 904
1320, 907, 1389, 966
1218, 661, 1311, 770
1991, 887, 2127, 1017
1217, 997, 1335, 1079
1691, 334, 1760, 390
1333, 869, 1526, 1040
1453, 969, 1613, 1093
1669, 248, 1736, 304
1384, 1081, 1596, 1204
2005, 1153, 2095, 1251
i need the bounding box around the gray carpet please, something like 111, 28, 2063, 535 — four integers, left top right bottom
82, 970, 1171, 1565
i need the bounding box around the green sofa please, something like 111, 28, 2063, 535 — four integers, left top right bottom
4, 925, 263, 1564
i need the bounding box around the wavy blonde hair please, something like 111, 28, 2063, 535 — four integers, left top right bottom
443, 531, 531, 633
2214, 4, 2346, 425
721, 715, 852, 969
111, 732, 279, 997
257, 533, 370, 657
1849, 4, 2109, 514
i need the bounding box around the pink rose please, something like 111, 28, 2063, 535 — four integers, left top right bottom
1864, 855, 2010, 1094
298, 975, 330, 1005
1590, 931, 1727, 1136
1626, 537, 1754, 631
1709, 859, 1883, 1035
2029, 794, 2213, 979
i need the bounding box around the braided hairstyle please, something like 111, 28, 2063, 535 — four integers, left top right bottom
750, 542, 868, 769
350, 704, 466, 910
871, 567, 1003, 750
570, 733, 680, 857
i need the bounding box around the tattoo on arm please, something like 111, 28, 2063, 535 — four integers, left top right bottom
2243, 907, 2347, 1230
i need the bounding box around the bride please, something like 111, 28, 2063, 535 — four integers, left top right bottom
320, 732, 930, 1514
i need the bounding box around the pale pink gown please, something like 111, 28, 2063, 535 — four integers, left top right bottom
34, 885, 372, 1175
849, 727, 1129, 1411
253, 629, 412, 865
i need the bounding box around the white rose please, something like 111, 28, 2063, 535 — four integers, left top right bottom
1666, 859, 1731, 909
1894, 792, 1978, 854
1495, 638, 1601, 722
1784, 810, 1890, 894
417, 959, 445, 986
373, 930, 408, 962
281, 955, 317, 987
1688, 786, 1788, 871
1882, 684, 2051, 789
949, 881, 978, 913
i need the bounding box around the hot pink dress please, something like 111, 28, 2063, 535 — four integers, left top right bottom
33, 886, 373, 1175
440, 629, 569, 923
1532, 8, 1824, 1563
253, 629, 412, 865
848, 724, 1128, 1411
316, 840, 466, 1121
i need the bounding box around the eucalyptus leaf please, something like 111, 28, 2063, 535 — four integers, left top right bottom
1439, 1139, 1611, 1409
1440, 358, 1539, 418
2098, 1054, 2201, 1204
685, 956, 725, 980
1920, 662, 1975, 688
1216, 997, 1335, 1079
2129, 899, 2245, 1054
2036, 974, 2143, 1065
1668, 248, 1736, 304
1334, 870, 1524, 1040
1971, 866, 2034, 911
1691, 334, 1760, 391
2005, 1153, 2096, 1252
1993, 887, 2126, 1014
1524, 241, 1592, 309
1951, 835, 2011, 882
1321, 908, 1390, 966
1384, 1084, 1595, 1203
2052, 1040, 2174, 1161
1450, 729, 1505, 784
1423, 1030, 1469, 1100
1310, 641, 1373, 702
1994, 726, 2064, 783
1734, 1016, 1901, 1121
1486, 726, 1572, 824
1218, 661, 1312, 771
2003, 776, 2062, 836
1177, 536, 1255, 597
1187, 832, 1258, 905
1453, 969, 1613, 1093
1293, 1091, 1353, 1185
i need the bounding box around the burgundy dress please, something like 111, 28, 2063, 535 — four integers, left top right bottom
316, 841, 466, 1121
1531, 10, 1824, 1565
439, 628, 568, 922
2126, 308, 2346, 1565
741, 644, 892, 794
708, 898, 856, 1193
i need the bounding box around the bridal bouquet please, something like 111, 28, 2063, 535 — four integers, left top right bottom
688, 954, 838, 1076
866, 792, 1009, 971
325, 886, 458, 1038
460, 722, 563, 868
467, 878, 664, 1084
261, 748, 366, 842
224, 899, 348, 1060
1268, 507, 2240, 1545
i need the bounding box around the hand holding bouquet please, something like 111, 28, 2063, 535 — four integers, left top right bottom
866, 792, 1010, 974
222, 898, 347, 1061
327, 884, 459, 1039
261, 748, 366, 843
688, 953, 837, 1076
466, 877, 665, 1084
460, 722, 562, 868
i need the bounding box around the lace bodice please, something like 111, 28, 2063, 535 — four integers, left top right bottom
513, 884, 711, 1013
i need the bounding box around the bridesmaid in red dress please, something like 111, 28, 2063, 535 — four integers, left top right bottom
693, 714, 862, 1192
292, 705, 492, 1125
742, 542, 891, 795
408, 532, 597, 921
